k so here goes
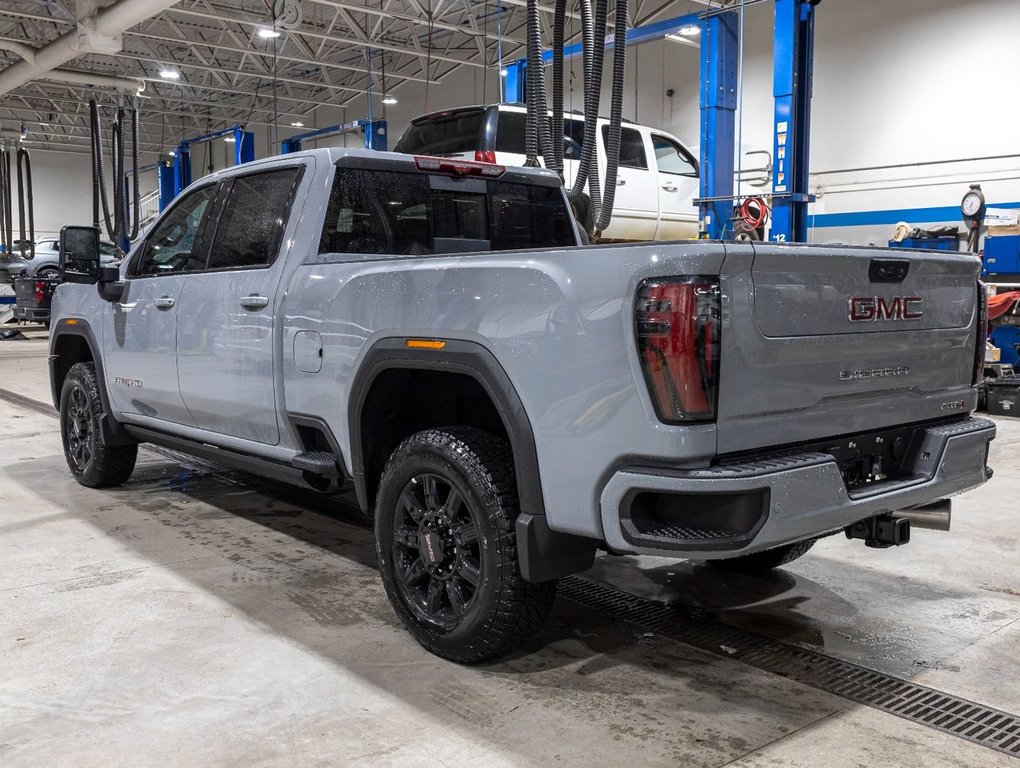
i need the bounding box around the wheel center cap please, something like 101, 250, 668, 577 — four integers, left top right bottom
419, 529, 445, 567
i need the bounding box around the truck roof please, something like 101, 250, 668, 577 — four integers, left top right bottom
199, 146, 565, 188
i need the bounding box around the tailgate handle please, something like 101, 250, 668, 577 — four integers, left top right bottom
869, 258, 910, 283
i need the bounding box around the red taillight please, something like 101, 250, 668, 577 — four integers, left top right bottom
475, 149, 497, 164
974, 281, 989, 386
35, 280, 45, 305
636, 277, 721, 422
414, 154, 505, 177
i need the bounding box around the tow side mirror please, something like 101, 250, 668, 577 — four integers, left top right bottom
97, 264, 126, 303
59, 225, 101, 285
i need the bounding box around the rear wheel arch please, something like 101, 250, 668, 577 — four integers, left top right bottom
349, 338, 545, 520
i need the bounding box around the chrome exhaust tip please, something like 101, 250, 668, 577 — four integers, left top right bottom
896, 499, 952, 532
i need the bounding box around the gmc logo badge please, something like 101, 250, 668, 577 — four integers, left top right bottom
848, 296, 923, 322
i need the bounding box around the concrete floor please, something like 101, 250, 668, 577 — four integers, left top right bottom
1, 327, 1019, 767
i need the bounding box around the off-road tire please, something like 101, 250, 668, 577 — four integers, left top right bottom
375, 427, 557, 663
706, 539, 816, 574
60, 361, 137, 487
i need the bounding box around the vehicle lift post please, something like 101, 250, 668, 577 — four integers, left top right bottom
698, 10, 739, 240
280, 119, 387, 154
171, 124, 255, 203
770, 0, 818, 243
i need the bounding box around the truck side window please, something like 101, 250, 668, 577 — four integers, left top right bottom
206, 168, 302, 271
651, 135, 698, 177
132, 185, 216, 277
319, 167, 575, 256
602, 126, 648, 170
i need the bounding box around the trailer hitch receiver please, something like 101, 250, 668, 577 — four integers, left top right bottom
845, 515, 910, 549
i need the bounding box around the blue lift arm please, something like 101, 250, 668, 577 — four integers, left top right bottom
280, 119, 387, 153
171, 124, 255, 203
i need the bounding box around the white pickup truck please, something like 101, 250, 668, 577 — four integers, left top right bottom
394, 103, 700, 242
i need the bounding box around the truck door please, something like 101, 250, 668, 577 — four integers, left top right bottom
598, 124, 659, 241
175, 164, 306, 445
103, 183, 218, 425
650, 133, 700, 240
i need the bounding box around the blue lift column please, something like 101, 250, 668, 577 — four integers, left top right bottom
234, 126, 255, 165
504, 60, 527, 103
157, 161, 175, 212
698, 10, 739, 239
771, 0, 817, 243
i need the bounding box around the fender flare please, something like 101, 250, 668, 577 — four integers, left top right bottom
348, 337, 597, 583
49, 319, 133, 445
348, 337, 545, 517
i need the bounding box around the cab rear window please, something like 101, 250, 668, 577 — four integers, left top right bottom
319, 168, 575, 256
393, 110, 485, 155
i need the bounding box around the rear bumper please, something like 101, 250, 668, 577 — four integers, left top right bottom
13, 306, 49, 323
599, 416, 995, 558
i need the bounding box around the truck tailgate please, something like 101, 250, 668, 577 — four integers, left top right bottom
716, 243, 981, 454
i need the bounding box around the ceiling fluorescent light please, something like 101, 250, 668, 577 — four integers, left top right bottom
679, 22, 700, 36
382, 95, 398, 105
290, 121, 304, 127
258, 28, 281, 39
224, 136, 236, 143
665, 33, 698, 47
159, 68, 180, 80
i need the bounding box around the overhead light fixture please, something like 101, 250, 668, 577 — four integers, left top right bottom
382, 95, 397, 105
665, 32, 699, 47
499, 68, 508, 77
224, 136, 236, 143
678, 22, 700, 36
290, 121, 304, 127
168, 149, 176, 156
159, 68, 180, 80
257, 28, 281, 39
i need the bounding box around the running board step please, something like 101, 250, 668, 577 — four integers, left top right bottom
292, 450, 341, 477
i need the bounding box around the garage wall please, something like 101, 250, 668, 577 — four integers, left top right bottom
599, 0, 1020, 245
6, 147, 160, 241
15, 0, 1016, 247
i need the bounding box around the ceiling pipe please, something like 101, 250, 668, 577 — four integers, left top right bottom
0, 0, 180, 96
43, 69, 145, 94
1, 41, 144, 94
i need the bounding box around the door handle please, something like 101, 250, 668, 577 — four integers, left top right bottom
661, 183, 678, 192
617, 178, 626, 186
154, 296, 175, 310
239, 295, 270, 311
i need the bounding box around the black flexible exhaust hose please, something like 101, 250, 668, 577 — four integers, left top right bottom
113, 104, 126, 248
90, 100, 115, 239
570, 0, 606, 219
16, 147, 34, 258
0, 148, 7, 256
550, 0, 567, 177
130, 107, 140, 240
2, 149, 12, 257
594, 0, 629, 234
524, 0, 542, 166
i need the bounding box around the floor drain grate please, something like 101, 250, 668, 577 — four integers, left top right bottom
560, 575, 1020, 759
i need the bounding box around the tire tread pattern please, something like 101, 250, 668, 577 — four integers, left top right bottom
377, 427, 557, 663
61, 362, 137, 487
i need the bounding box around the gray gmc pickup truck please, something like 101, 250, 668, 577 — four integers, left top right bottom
49, 147, 995, 662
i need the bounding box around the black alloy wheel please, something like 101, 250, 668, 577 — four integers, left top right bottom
375, 427, 557, 663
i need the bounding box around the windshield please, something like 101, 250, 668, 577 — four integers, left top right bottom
394, 109, 486, 155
